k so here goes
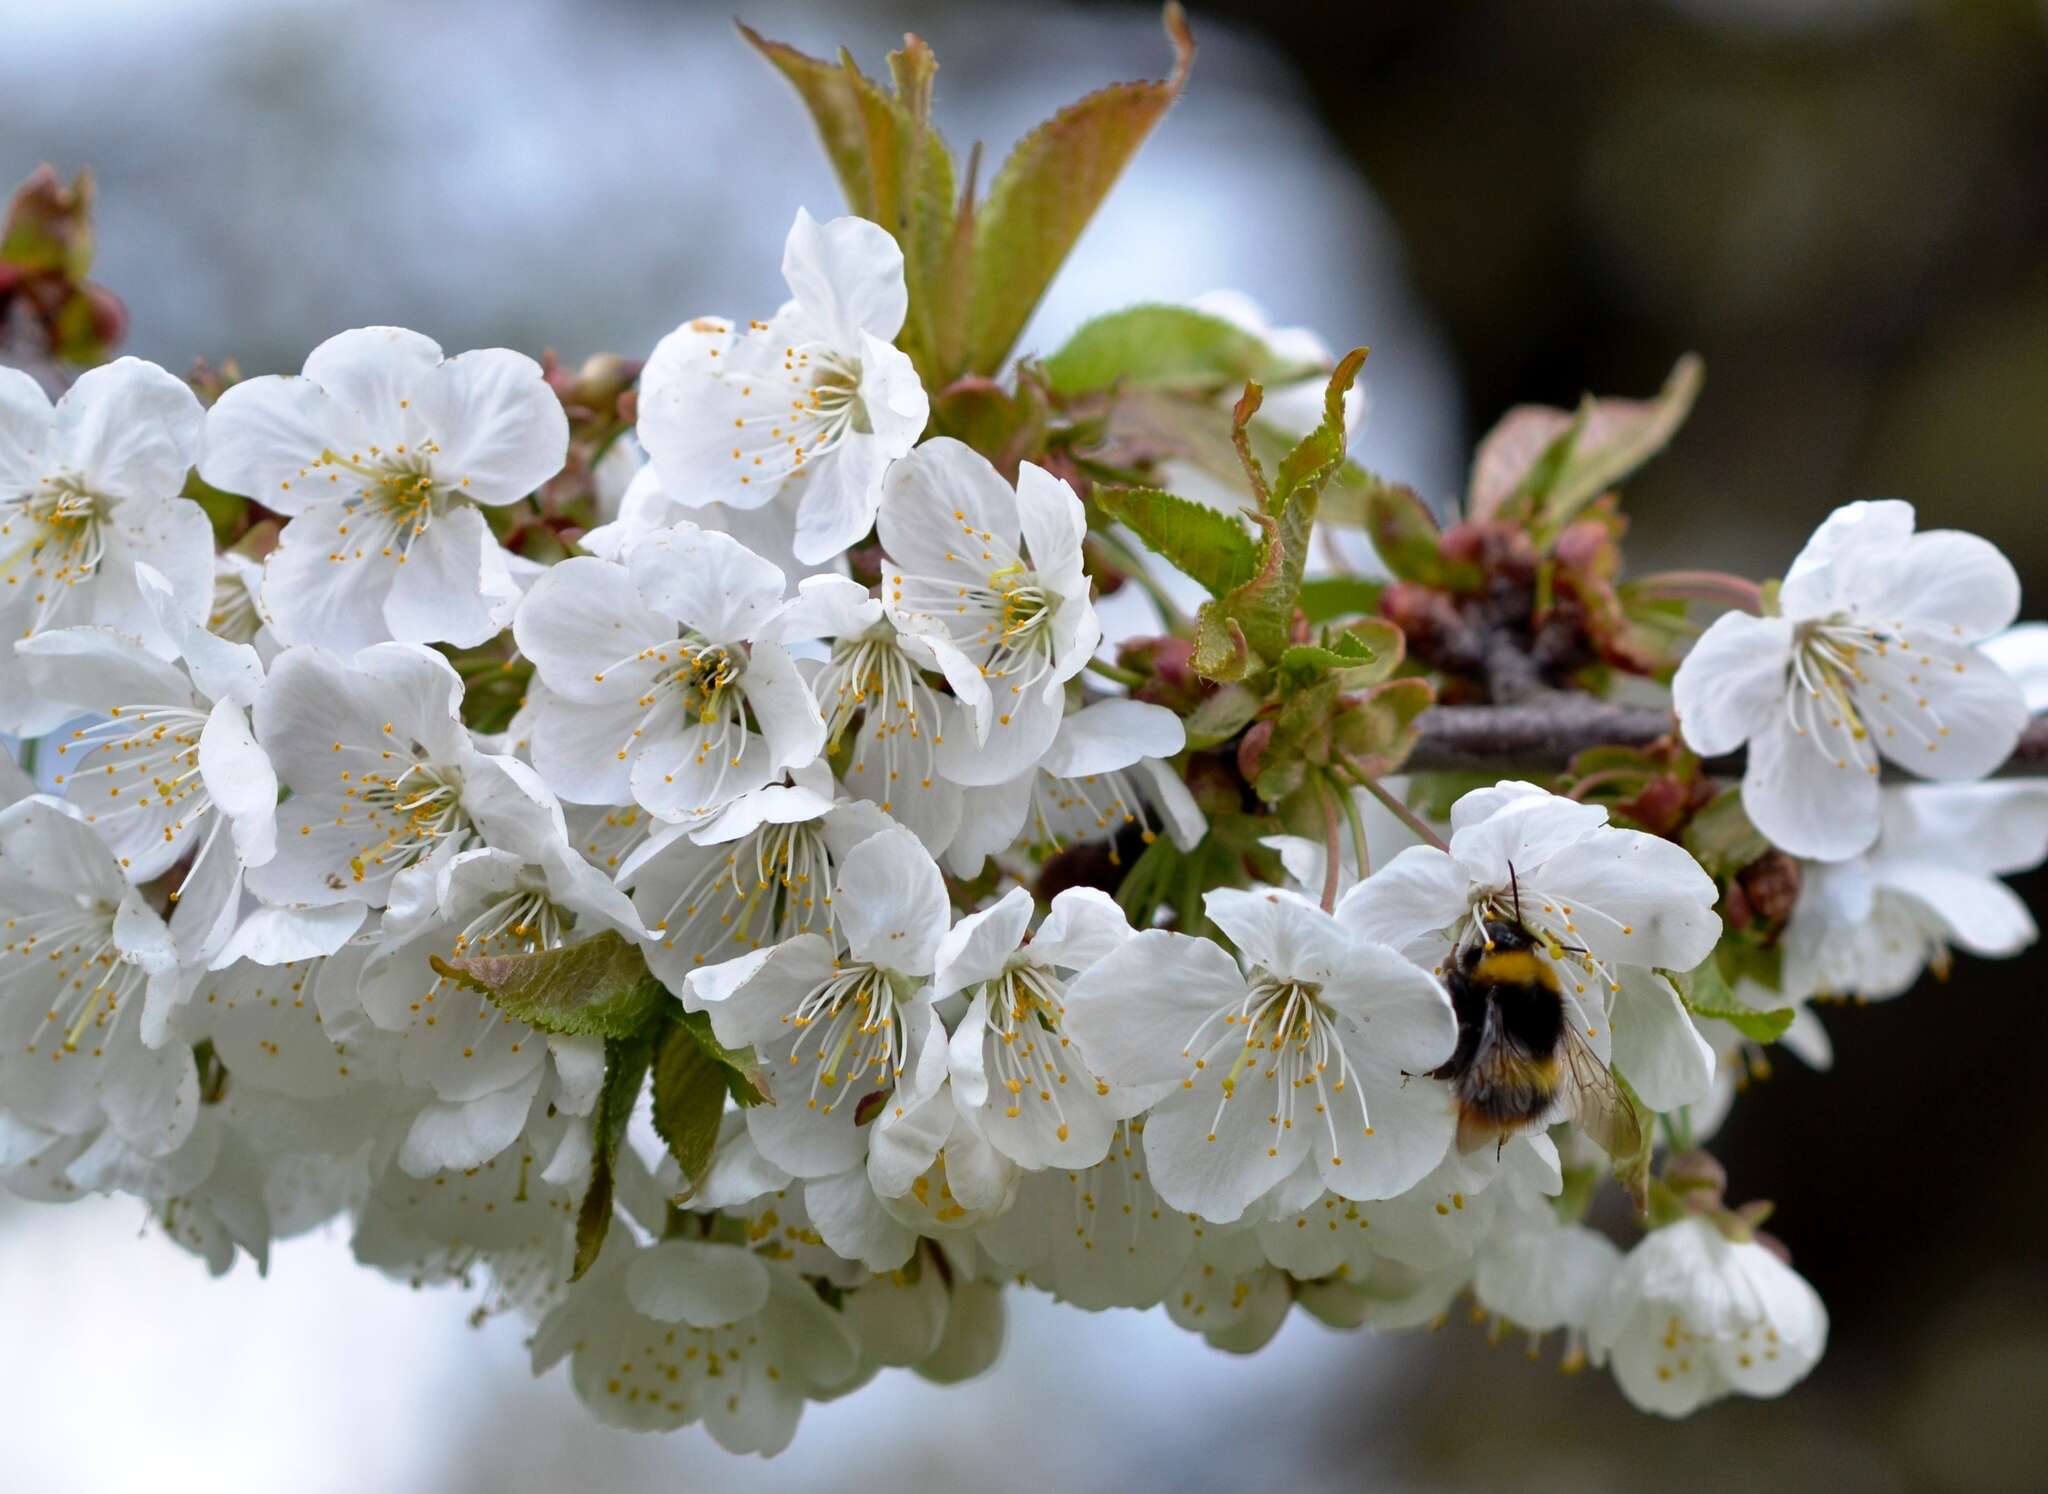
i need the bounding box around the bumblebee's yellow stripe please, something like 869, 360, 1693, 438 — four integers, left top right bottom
1472, 949, 1556, 988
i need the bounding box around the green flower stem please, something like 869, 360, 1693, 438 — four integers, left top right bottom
1338, 756, 1451, 854
1084, 655, 1146, 690
1314, 774, 1343, 913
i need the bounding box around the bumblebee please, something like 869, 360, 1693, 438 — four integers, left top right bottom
1433, 892, 1641, 1160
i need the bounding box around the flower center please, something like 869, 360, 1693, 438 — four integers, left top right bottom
780, 961, 913, 1115
819, 626, 942, 815
645, 819, 839, 966
52, 702, 211, 824
725, 341, 866, 490
1, 476, 110, 629
1179, 973, 1366, 1168
981, 961, 1094, 1141
888, 544, 1063, 728
4, 898, 144, 1057
1786, 612, 1955, 773
306, 441, 456, 561
347, 761, 471, 884
208, 566, 264, 643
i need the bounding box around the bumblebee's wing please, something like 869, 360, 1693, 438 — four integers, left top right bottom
1558, 1020, 1642, 1161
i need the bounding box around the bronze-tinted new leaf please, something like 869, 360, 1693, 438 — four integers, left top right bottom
966, 4, 1194, 374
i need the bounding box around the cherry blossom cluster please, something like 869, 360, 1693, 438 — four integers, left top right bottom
6, 32, 2046, 1454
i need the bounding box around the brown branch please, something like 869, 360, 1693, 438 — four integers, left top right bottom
1404, 699, 2048, 779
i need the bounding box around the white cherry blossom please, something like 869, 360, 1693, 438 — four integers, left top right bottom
1065, 888, 1458, 1223
199, 326, 567, 651
943, 696, 1204, 877
1673, 500, 2026, 861
1783, 780, 2048, 1000
21, 565, 276, 966
512, 524, 824, 825
767, 572, 963, 853
354, 838, 645, 1173
1, 358, 209, 732
250, 642, 562, 911
626, 765, 891, 995
1339, 782, 1722, 1121
0, 796, 194, 1158
879, 439, 1101, 784
937, 885, 1136, 1169
1588, 1216, 1828, 1416
636, 210, 929, 565
682, 826, 950, 1184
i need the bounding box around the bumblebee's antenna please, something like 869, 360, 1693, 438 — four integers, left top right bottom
1508, 861, 1523, 925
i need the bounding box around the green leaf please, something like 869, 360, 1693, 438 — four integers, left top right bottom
1471, 356, 1704, 534
573, 1028, 655, 1281
1044, 304, 1322, 397
429, 930, 668, 1040
1182, 683, 1260, 750
1295, 576, 1384, 624
650, 1018, 730, 1191
1192, 349, 1368, 677
1279, 619, 1400, 688
674, 1010, 770, 1109
966, 4, 1194, 374
1094, 486, 1257, 598
1682, 788, 1770, 880
740, 26, 957, 382
1358, 481, 1477, 591
1674, 958, 1795, 1044
1331, 675, 1434, 776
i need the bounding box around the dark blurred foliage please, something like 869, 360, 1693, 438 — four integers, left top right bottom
1072, 0, 2048, 1485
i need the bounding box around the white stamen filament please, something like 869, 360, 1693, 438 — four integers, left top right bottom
646, 820, 839, 966
780, 962, 907, 1114
1180, 974, 1365, 1167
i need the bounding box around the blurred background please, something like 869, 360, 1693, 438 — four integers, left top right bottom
5, 0, 2047, 1489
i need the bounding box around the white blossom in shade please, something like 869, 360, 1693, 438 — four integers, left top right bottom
866, 1085, 1019, 1248
943, 698, 1205, 878
1672, 500, 2026, 862
766, 573, 963, 854
198, 327, 566, 651
636, 210, 929, 566
0, 796, 194, 1158
936, 885, 1137, 1169
1473, 1194, 1622, 1369
250, 641, 562, 912
354, 840, 645, 1174
23, 566, 277, 967
974, 1117, 1199, 1310
184, 944, 400, 1103
1340, 781, 1723, 1122
1783, 780, 2048, 1001
1064, 889, 1459, 1224
879, 439, 1102, 785
512, 525, 824, 825
0, 358, 210, 733
206, 550, 276, 659
531, 1237, 860, 1453
1588, 1216, 1828, 1416
682, 826, 951, 1185
626, 765, 892, 995
352, 1119, 579, 1301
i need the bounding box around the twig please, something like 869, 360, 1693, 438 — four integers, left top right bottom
1403, 700, 2048, 779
